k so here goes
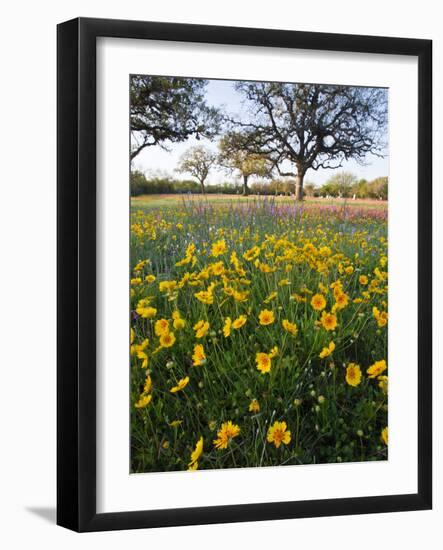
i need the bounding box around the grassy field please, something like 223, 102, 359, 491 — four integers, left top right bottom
130, 196, 388, 473
131, 193, 388, 211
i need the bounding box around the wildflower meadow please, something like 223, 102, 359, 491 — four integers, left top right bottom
130, 196, 388, 473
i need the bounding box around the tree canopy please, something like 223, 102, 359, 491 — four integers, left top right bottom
130, 76, 220, 161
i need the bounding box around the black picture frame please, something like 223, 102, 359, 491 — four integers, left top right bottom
57, 17, 432, 532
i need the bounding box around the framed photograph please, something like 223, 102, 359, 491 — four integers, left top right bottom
57, 17, 432, 532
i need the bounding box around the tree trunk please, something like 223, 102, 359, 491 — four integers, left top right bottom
294, 173, 304, 201
242, 175, 249, 196
200, 180, 205, 195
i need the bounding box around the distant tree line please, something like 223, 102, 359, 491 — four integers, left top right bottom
131, 170, 388, 200
130, 170, 241, 196
250, 174, 387, 199
305, 172, 388, 200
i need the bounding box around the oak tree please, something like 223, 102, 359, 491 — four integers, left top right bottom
233, 82, 387, 200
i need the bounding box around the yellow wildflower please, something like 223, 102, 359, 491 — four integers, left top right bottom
334, 292, 349, 310
137, 350, 149, 369
311, 293, 326, 311
378, 375, 388, 394
136, 299, 157, 319
256, 352, 272, 374
210, 261, 225, 276
213, 421, 240, 449
232, 289, 249, 302
134, 393, 152, 408
319, 341, 335, 359
131, 338, 148, 357
367, 359, 387, 378
282, 319, 298, 335
170, 376, 190, 393
188, 436, 203, 470
160, 331, 176, 348
172, 314, 186, 330
176, 243, 196, 266
192, 344, 206, 366
232, 315, 247, 330
143, 374, 152, 394
267, 421, 291, 448
154, 318, 170, 336
133, 260, 147, 272
373, 306, 388, 327
243, 246, 260, 261
346, 363, 362, 386
194, 284, 215, 305
211, 239, 227, 257
194, 320, 210, 339
320, 311, 338, 331
257, 262, 276, 273
223, 317, 232, 337
159, 280, 177, 293
248, 399, 260, 413
259, 309, 275, 325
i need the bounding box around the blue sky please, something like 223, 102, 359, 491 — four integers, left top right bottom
131, 79, 389, 186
